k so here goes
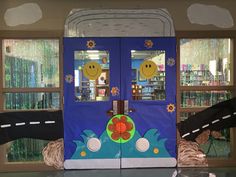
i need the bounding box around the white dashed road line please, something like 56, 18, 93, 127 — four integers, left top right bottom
192, 129, 200, 133
45, 121, 55, 124
182, 133, 190, 138
29, 121, 40, 125
212, 119, 220, 124
1, 124, 11, 128
202, 124, 209, 129
1, 120, 56, 129
181, 111, 236, 138
15, 122, 26, 126
222, 115, 231, 119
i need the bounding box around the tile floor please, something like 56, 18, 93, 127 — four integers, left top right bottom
0, 168, 236, 177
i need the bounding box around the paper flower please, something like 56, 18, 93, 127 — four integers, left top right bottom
167, 58, 175, 67
111, 87, 119, 96
167, 103, 175, 113
108, 115, 133, 141
65, 74, 73, 83
144, 40, 154, 49
86, 40, 96, 49
106, 114, 135, 143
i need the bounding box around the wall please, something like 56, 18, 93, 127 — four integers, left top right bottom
0, 0, 236, 32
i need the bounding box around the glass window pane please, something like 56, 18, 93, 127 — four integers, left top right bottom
3, 39, 59, 88
4, 92, 60, 110
7, 139, 48, 162
131, 50, 165, 101
74, 50, 110, 102
180, 39, 233, 86
181, 90, 232, 108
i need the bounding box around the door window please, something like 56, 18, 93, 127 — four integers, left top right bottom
74, 50, 110, 102
131, 50, 166, 100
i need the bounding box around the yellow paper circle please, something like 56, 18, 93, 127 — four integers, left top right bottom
80, 151, 86, 157
153, 147, 159, 154
139, 60, 157, 79
83, 61, 102, 80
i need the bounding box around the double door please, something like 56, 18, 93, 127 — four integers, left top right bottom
63, 37, 176, 169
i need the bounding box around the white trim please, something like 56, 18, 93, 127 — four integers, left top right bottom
64, 159, 120, 169
121, 157, 177, 168
233, 112, 236, 115
64, 158, 176, 169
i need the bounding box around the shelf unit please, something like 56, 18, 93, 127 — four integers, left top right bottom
181, 69, 228, 86
75, 70, 109, 101
132, 71, 166, 100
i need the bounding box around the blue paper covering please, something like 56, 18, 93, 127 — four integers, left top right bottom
63, 37, 176, 169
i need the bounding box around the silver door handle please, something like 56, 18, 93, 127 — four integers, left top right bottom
124, 100, 129, 115
113, 100, 118, 115
124, 100, 135, 114
107, 100, 118, 116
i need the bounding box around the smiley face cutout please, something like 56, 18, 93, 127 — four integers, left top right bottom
139, 60, 157, 79
83, 61, 102, 80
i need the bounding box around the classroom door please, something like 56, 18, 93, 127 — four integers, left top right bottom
120, 38, 176, 168
63, 37, 176, 169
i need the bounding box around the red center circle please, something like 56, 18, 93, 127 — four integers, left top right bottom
115, 122, 127, 133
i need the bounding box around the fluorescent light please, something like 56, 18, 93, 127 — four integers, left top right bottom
74, 70, 79, 87
209, 60, 216, 76
87, 50, 99, 53
228, 39, 231, 54
89, 54, 100, 60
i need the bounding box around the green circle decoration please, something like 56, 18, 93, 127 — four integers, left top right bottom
106, 114, 135, 143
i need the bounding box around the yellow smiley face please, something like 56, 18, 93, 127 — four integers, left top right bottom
139, 60, 157, 79
83, 61, 102, 80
